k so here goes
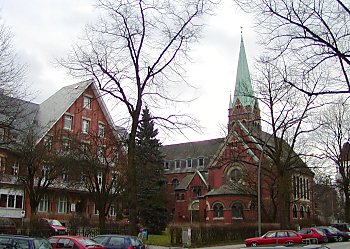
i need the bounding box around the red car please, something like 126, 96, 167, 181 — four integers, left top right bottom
41, 218, 67, 235
49, 236, 106, 249
245, 230, 303, 247
298, 228, 328, 243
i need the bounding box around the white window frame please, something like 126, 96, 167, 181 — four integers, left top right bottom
198, 157, 204, 167
97, 172, 103, 185
57, 196, 68, 213
175, 160, 181, 169
38, 195, 49, 212
63, 115, 73, 130
62, 138, 71, 151
186, 158, 192, 168
98, 123, 105, 138
12, 162, 19, 176
82, 119, 90, 134
83, 96, 92, 109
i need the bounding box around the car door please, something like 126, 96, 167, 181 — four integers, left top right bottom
12, 239, 30, 249
106, 237, 124, 249
262, 231, 277, 245
276, 231, 288, 244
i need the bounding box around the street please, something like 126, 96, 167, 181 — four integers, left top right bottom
148, 241, 350, 249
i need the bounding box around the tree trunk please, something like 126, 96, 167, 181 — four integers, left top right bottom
344, 185, 350, 223
277, 176, 291, 229
99, 212, 106, 233
127, 136, 138, 235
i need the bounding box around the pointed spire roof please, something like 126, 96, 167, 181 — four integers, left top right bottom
232, 35, 255, 108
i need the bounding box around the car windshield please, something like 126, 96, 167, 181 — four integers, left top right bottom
76, 238, 101, 247
315, 228, 326, 235
34, 239, 53, 249
48, 220, 63, 226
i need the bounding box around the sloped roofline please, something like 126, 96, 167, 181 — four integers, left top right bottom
35, 79, 116, 144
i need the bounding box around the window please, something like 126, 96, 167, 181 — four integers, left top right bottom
164, 161, 170, 170
213, 203, 224, 218
62, 172, 68, 182
44, 135, 53, 151
38, 195, 49, 212
97, 146, 105, 162
175, 160, 181, 169
12, 162, 19, 176
13, 239, 29, 249
193, 186, 202, 197
186, 158, 192, 168
109, 205, 116, 216
97, 172, 103, 185
228, 168, 242, 183
300, 206, 304, 219
98, 123, 105, 138
81, 142, 89, 154
0, 194, 22, 208
64, 115, 73, 130
232, 203, 243, 219
57, 196, 68, 213
293, 204, 298, 218
198, 157, 204, 167
7, 195, 15, 208
42, 165, 50, 181
94, 204, 99, 215
0, 127, 5, 142
82, 119, 90, 134
62, 139, 71, 151
0, 156, 6, 174
172, 179, 179, 190
83, 96, 92, 109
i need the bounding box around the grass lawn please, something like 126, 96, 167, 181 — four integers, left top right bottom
142, 231, 171, 246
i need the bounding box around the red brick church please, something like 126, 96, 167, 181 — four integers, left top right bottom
162, 36, 314, 225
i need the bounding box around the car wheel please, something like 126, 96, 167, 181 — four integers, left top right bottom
250, 242, 258, 247
338, 236, 344, 242
286, 241, 294, 246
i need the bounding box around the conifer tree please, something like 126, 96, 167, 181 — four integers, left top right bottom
135, 107, 167, 234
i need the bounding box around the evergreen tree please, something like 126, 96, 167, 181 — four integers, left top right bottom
135, 107, 167, 234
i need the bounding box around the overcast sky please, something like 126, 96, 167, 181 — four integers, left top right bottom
0, 0, 260, 144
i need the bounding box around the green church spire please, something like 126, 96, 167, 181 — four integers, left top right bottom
232, 34, 255, 108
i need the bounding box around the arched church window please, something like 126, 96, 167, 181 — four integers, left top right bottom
213, 203, 224, 218
300, 205, 304, 219
227, 168, 242, 183
306, 206, 311, 218
292, 204, 297, 218
232, 202, 243, 219
172, 179, 179, 190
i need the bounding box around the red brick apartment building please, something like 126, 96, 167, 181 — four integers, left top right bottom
0, 80, 121, 226
162, 37, 315, 225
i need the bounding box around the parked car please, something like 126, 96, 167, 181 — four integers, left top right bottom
331, 223, 350, 235
327, 226, 350, 241
49, 236, 105, 249
315, 226, 338, 242
92, 235, 145, 249
245, 230, 303, 247
41, 219, 67, 236
298, 228, 328, 243
0, 235, 52, 249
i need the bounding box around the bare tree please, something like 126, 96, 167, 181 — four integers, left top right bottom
0, 21, 28, 144
70, 129, 126, 232
61, 0, 215, 234
234, 0, 350, 96
311, 97, 350, 222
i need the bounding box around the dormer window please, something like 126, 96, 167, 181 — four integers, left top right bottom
198, 157, 204, 167
175, 160, 181, 169
186, 158, 192, 168
64, 115, 73, 130
164, 161, 170, 170
83, 96, 92, 109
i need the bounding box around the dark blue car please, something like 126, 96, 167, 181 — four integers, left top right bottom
0, 235, 52, 249
92, 235, 145, 249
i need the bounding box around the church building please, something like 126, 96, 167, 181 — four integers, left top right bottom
162, 36, 314, 225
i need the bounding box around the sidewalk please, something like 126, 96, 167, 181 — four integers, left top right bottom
148, 244, 245, 249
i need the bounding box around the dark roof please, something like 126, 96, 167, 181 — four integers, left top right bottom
205, 183, 253, 196
162, 138, 224, 173
175, 174, 194, 190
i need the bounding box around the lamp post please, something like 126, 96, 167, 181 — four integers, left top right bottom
258, 139, 268, 236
